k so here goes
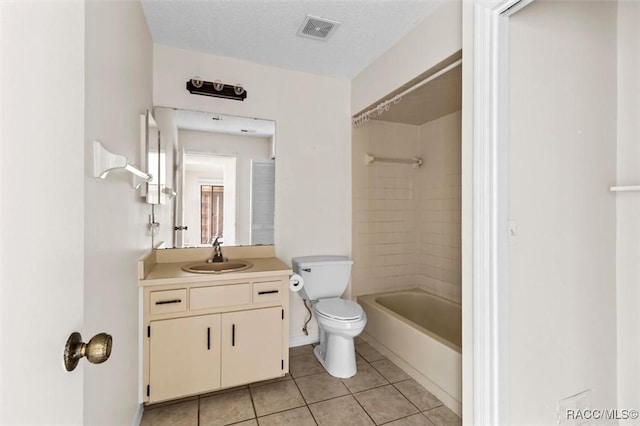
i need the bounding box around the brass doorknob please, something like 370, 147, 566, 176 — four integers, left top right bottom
64, 332, 112, 372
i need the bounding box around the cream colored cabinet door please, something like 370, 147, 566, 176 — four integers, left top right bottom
221, 307, 283, 388
149, 314, 221, 402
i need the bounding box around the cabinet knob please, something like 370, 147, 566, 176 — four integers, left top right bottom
64, 332, 112, 372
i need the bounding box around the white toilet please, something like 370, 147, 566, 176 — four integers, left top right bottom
292, 255, 367, 378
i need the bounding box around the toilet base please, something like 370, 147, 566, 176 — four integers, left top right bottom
314, 331, 357, 379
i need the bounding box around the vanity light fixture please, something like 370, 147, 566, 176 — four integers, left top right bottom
186, 77, 247, 101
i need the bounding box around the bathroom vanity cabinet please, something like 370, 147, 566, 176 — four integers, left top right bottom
139, 247, 291, 404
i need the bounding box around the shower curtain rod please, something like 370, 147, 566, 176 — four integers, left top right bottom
352, 58, 463, 127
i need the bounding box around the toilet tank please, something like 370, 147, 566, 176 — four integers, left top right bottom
292, 256, 353, 301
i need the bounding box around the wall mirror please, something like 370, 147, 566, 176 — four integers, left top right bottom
142, 110, 166, 205
154, 107, 276, 248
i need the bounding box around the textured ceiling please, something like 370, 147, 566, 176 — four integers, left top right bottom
141, 0, 443, 78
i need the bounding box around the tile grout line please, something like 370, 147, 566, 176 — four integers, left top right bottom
348, 350, 380, 425
247, 384, 259, 423
378, 411, 438, 426
349, 355, 424, 426
290, 373, 319, 425
196, 395, 201, 426
389, 381, 431, 413
389, 380, 445, 413
350, 390, 379, 425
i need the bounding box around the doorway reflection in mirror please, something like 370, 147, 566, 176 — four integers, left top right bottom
154, 107, 275, 248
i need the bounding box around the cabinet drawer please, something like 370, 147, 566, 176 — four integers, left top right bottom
150, 289, 187, 315
252, 281, 282, 304
190, 284, 251, 310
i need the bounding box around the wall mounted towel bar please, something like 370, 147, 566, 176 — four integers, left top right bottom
93, 140, 152, 189
364, 153, 423, 168
610, 185, 640, 192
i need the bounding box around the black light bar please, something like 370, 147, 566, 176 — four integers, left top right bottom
185, 78, 247, 101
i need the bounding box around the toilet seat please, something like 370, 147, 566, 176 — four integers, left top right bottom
314, 298, 364, 321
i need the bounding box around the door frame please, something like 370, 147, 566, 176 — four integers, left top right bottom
472, 0, 533, 424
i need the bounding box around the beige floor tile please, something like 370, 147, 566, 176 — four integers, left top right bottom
258, 406, 317, 426
199, 384, 249, 399
295, 371, 350, 403
354, 385, 419, 424
356, 353, 368, 366
394, 380, 442, 411
289, 351, 325, 378
355, 343, 386, 363
370, 359, 411, 383
143, 395, 198, 411
140, 399, 198, 426
384, 413, 435, 426
355, 336, 366, 346
249, 374, 292, 388
342, 363, 388, 393
423, 406, 461, 426
309, 395, 374, 426
289, 344, 314, 358
199, 388, 255, 426
250, 379, 306, 417
233, 420, 258, 426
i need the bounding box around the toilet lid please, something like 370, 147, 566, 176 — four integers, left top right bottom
315, 298, 364, 321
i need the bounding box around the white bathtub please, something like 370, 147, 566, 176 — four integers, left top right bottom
358, 289, 462, 415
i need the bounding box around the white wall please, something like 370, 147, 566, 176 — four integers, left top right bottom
508, 2, 617, 423
84, 1, 153, 424
154, 45, 351, 344
351, 0, 462, 114
180, 130, 271, 246
1, 2, 85, 424
616, 1, 640, 419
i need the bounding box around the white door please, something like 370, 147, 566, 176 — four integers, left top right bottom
1, 1, 85, 424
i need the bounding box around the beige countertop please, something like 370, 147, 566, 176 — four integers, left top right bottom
140, 256, 292, 287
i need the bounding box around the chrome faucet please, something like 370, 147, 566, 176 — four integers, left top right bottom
209, 236, 225, 263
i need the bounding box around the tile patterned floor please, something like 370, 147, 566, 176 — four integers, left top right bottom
141, 339, 461, 426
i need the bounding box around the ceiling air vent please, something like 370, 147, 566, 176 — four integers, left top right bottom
296, 15, 340, 41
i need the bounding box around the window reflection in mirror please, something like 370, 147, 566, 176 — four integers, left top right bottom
154, 107, 275, 248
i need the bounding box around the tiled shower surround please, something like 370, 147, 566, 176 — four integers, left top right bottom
352, 111, 462, 303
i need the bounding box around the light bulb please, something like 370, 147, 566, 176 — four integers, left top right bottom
213, 80, 224, 91
191, 77, 203, 88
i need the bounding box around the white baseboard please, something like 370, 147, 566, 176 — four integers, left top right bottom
132, 403, 144, 426
289, 334, 319, 347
